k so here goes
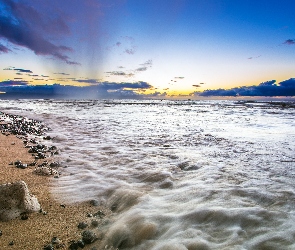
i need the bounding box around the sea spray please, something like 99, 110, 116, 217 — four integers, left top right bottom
1, 99, 295, 249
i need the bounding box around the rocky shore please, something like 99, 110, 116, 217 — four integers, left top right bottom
0, 111, 112, 250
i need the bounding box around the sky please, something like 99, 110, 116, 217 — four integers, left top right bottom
0, 0, 295, 99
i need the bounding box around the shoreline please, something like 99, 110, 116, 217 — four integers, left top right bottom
0, 112, 111, 250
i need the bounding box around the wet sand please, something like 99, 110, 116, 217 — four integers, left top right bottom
0, 133, 110, 249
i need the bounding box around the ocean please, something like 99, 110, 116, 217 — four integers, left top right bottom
1, 99, 295, 249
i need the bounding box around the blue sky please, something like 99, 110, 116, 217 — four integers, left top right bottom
0, 0, 294, 98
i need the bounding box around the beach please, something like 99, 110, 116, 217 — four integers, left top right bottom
0, 127, 110, 249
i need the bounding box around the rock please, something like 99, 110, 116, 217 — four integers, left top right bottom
91, 220, 99, 227
20, 213, 29, 220
0, 181, 40, 221
93, 210, 105, 218
78, 222, 88, 229
69, 241, 79, 250
51, 236, 61, 245
82, 230, 97, 244
90, 199, 100, 206
77, 239, 85, 248
0, 230, 2, 236
9, 241, 14, 246
43, 244, 54, 250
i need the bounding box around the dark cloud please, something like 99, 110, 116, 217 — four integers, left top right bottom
136, 67, 147, 72
54, 72, 70, 75
0, 81, 153, 99
99, 81, 152, 90
197, 78, 295, 97
73, 79, 101, 84
14, 68, 33, 73
116, 42, 121, 46
0, 0, 78, 64
283, 39, 295, 45
105, 71, 126, 76
192, 84, 201, 88
0, 43, 10, 53
0, 80, 29, 86
175, 77, 184, 79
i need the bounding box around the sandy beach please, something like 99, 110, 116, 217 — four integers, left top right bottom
0, 132, 110, 250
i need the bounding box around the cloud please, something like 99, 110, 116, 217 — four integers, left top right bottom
196, 78, 295, 97
248, 55, 261, 60
124, 48, 136, 55
175, 77, 184, 79
72, 79, 152, 90
135, 67, 147, 72
54, 72, 70, 75
0, 81, 153, 99
73, 79, 101, 84
192, 84, 201, 88
146, 91, 167, 97
106, 71, 126, 76
0, 0, 78, 64
14, 68, 33, 73
105, 70, 135, 78
0, 43, 10, 53
140, 60, 153, 67
283, 39, 295, 45
0, 80, 29, 86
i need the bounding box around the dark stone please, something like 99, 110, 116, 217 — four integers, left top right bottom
14, 160, 22, 166
20, 213, 29, 220
43, 135, 51, 140
69, 241, 79, 250
77, 239, 85, 248
78, 222, 88, 229
82, 230, 97, 244
60, 204, 66, 208
9, 241, 14, 246
91, 220, 99, 227
93, 210, 105, 218
89, 199, 99, 206
0, 230, 2, 236
51, 236, 61, 245
28, 162, 36, 166
43, 244, 54, 250
18, 163, 28, 169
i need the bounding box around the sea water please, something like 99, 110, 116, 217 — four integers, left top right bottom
1, 99, 295, 249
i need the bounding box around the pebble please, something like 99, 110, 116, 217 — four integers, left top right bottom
91, 220, 99, 227
9, 241, 14, 246
78, 222, 88, 229
51, 236, 61, 245
77, 239, 85, 248
0, 230, 2, 236
69, 241, 79, 250
43, 243, 54, 250
93, 210, 105, 218
20, 213, 29, 220
82, 230, 97, 244
90, 199, 100, 206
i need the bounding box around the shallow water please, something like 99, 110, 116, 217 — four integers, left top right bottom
1, 99, 295, 249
